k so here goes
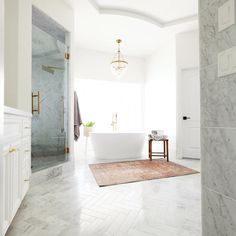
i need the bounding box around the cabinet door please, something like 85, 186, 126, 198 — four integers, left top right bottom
2, 147, 11, 235
3, 140, 22, 229
10, 141, 22, 218
21, 139, 31, 198
22, 149, 31, 199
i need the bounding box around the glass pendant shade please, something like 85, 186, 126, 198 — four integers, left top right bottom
110, 39, 128, 78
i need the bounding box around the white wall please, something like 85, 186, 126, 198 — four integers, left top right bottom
144, 39, 176, 159
32, 0, 74, 33
176, 30, 199, 69
76, 34, 199, 161
4, 0, 20, 109
144, 31, 199, 160
0, 0, 4, 130
75, 79, 144, 132
74, 48, 146, 131
4, 0, 32, 111
75, 48, 145, 84
74, 48, 146, 156
176, 30, 199, 159
4, 0, 74, 112
0, 0, 4, 232
18, 0, 32, 112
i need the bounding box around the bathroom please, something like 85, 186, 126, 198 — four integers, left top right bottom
2, 0, 234, 235
74, 51, 147, 161
74, 42, 180, 162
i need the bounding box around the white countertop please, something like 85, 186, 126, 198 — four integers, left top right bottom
4, 106, 32, 117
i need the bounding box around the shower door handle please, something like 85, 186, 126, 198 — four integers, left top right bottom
32, 91, 40, 114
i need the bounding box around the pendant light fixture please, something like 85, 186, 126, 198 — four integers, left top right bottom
110, 39, 128, 78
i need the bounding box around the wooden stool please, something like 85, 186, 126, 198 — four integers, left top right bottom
148, 139, 169, 162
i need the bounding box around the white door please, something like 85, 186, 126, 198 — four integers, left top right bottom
181, 68, 200, 159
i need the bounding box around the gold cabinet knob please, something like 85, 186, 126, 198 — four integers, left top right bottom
9, 148, 17, 153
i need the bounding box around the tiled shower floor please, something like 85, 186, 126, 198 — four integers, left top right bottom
31, 154, 68, 172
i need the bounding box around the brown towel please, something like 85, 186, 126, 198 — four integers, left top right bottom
74, 91, 82, 141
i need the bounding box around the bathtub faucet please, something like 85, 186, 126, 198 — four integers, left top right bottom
111, 112, 118, 132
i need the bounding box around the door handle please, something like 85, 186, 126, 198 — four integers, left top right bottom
183, 116, 191, 120
32, 91, 40, 114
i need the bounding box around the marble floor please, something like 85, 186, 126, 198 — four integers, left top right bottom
6, 150, 201, 236
31, 154, 68, 173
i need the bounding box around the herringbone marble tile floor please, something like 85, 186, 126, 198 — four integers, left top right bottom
6, 151, 201, 236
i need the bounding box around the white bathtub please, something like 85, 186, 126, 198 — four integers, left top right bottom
90, 132, 146, 160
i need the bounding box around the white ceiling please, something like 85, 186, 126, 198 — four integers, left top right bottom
94, 0, 198, 25
65, 0, 198, 57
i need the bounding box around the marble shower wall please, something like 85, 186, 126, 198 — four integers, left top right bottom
200, 0, 236, 235
32, 56, 68, 158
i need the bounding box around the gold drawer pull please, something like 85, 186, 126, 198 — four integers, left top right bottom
24, 179, 30, 182
9, 148, 17, 153
24, 127, 31, 129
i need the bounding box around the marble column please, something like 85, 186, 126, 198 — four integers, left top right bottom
200, 0, 236, 235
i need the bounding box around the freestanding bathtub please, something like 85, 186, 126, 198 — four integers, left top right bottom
90, 132, 146, 160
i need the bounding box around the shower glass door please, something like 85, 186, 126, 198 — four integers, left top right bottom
31, 23, 69, 172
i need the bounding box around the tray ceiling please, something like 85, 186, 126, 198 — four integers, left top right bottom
90, 0, 198, 27
65, 0, 198, 57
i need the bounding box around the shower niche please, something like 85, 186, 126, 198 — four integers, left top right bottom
31, 7, 70, 172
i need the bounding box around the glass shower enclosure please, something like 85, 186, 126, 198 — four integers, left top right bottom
31, 7, 69, 172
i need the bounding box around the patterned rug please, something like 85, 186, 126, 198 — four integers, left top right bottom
89, 159, 199, 187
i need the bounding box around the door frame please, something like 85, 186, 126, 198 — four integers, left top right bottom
176, 66, 199, 159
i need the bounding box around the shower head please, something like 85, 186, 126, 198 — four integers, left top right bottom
42, 65, 65, 74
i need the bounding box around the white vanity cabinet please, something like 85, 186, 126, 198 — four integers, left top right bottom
1, 107, 32, 235
21, 137, 31, 197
